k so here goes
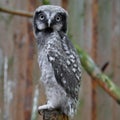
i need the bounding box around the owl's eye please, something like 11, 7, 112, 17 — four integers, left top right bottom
39, 13, 45, 21
55, 15, 62, 22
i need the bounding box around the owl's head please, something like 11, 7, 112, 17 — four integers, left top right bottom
33, 5, 68, 36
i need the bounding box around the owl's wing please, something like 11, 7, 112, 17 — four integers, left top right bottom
47, 32, 81, 99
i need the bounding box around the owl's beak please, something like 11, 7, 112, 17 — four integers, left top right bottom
48, 19, 51, 27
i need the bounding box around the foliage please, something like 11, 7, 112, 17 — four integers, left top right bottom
42, 0, 50, 5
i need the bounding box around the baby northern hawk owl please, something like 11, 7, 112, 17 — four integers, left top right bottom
33, 5, 81, 117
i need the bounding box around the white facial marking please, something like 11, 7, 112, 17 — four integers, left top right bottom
37, 24, 45, 30
48, 19, 51, 27
53, 24, 63, 31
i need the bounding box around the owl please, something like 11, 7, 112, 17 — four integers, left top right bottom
33, 5, 81, 117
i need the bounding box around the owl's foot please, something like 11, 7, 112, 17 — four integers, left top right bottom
38, 102, 55, 115
38, 108, 44, 115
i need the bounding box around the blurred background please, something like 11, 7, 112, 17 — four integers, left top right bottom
0, 0, 120, 120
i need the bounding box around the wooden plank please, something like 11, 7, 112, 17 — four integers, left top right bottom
23, 1, 37, 119
97, 0, 112, 120
91, 0, 98, 120
69, 0, 91, 120
111, 0, 120, 120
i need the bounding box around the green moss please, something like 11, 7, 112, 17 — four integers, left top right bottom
42, 0, 50, 5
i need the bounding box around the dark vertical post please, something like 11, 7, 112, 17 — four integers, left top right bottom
111, 0, 120, 120
91, 0, 98, 120
24, 0, 37, 120
61, 0, 68, 10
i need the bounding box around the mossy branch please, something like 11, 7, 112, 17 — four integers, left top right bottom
0, 6, 120, 104
76, 45, 120, 104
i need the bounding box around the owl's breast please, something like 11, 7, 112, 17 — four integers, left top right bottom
38, 49, 56, 85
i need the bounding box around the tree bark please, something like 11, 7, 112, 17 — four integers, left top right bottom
41, 110, 69, 120
0, 6, 33, 17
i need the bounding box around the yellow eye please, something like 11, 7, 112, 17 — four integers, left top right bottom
55, 15, 62, 22
39, 13, 45, 20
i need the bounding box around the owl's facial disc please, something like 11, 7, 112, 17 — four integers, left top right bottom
33, 5, 68, 34
35, 12, 48, 31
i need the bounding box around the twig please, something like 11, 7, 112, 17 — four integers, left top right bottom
0, 7, 33, 17
101, 61, 109, 72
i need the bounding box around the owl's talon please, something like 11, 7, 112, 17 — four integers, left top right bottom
38, 108, 44, 115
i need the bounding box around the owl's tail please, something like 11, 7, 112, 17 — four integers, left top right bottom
62, 98, 77, 118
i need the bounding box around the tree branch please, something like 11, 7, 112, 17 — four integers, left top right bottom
0, 6, 120, 104
0, 6, 33, 17
76, 45, 120, 104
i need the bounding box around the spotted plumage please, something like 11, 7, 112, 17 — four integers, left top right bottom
33, 5, 82, 117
